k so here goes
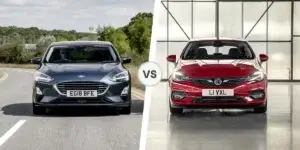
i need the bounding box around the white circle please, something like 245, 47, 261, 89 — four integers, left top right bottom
138, 61, 162, 86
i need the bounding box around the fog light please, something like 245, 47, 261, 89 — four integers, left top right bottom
36, 87, 42, 95
121, 86, 129, 96
249, 91, 265, 99
171, 91, 186, 100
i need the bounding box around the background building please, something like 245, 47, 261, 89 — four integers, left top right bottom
156, 0, 299, 81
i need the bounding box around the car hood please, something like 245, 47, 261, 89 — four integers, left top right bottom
39, 63, 123, 81
177, 59, 261, 78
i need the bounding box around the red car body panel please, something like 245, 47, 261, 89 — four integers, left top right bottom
178, 59, 259, 78
169, 80, 267, 108
168, 38, 268, 109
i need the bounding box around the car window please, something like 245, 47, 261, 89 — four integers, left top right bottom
181, 40, 255, 60
44, 45, 119, 63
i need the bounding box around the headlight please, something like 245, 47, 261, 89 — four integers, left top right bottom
34, 71, 53, 82
110, 71, 129, 82
172, 71, 190, 81
246, 71, 265, 82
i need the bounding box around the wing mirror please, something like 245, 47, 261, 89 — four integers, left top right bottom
31, 57, 41, 64
122, 56, 131, 64
259, 54, 268, 62
166, 55, 176, 63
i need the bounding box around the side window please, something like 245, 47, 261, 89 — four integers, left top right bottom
181, 42, 194, 59
108, 46, 118, 61
45, 47, 54, 62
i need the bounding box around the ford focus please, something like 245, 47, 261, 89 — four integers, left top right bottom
167, 38, 268, 114
31, 41, 132, 115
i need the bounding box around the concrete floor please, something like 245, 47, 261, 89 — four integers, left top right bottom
146, 82, 300, 150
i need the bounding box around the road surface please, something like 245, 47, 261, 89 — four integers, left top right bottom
0, 68, 144, 150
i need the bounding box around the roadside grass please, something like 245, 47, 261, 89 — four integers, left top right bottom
0, 63, 37, 69
0, 63, 144, 90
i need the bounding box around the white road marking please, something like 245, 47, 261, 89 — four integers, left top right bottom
132, 91, 144, 100
0, 72, 8, 81
0, 120, 26, 147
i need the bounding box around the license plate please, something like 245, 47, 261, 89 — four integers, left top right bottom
202, 89, 234, 96
66, 90, 97, 97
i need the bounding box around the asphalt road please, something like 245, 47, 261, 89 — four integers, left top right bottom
0, 68, 144, 150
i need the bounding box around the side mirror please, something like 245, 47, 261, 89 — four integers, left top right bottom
122, 56, 131, 64
259, 54, 268, 62
31, 57, 41, 64
166, 55, 176, 63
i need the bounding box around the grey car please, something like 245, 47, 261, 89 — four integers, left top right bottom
31, 41, 132, 115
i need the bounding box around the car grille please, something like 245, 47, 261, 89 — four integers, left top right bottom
192, 77, 246, 87
192, 96, 245, 103
56, 81, 108, 95
50, 97, 114, 104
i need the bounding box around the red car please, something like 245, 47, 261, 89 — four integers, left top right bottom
167, 38, 268, 114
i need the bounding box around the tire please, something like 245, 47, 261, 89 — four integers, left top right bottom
32, 103, 46, 115
120, 105, 131, 115
253, 103, 267, 113
169, 102, 183, 115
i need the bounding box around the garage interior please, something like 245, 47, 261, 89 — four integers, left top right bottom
146, 0, 300, 149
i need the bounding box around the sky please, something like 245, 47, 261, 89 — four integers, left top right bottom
0, 0, 154, 32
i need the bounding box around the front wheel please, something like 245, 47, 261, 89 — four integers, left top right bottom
120, 105, 131, 115
253, 103, 267, 113
169, 102, 183, 115
32, 103, 46, 115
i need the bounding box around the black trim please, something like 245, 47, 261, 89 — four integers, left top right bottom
34, 103, 130, 107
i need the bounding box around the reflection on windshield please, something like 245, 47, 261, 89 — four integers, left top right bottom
45, 46, 118, 63
182, 41, 255, 60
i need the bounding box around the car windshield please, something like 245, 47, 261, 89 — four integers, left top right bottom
181, 40, 255, 60
44, 45, 119, 63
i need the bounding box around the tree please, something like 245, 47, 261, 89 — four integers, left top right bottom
97, 25, 130, 55
56, 35, 68, 42
35, 35, 56, 56
126, 13, 153, 55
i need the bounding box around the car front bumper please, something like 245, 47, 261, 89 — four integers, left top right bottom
32, 81, 131, 107
169, 80, 267, 109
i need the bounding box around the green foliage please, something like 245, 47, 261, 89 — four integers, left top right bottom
127, 14, 152, 54
97, 12, 153, 65
0, 42, 24, 63
36, 35, 56, 52
97, 26, 131, 55
20, 52, 36, 63
0, 26, 93, 44
0, 12, 152, 65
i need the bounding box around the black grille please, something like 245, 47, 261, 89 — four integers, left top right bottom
192, 78, 246, 87
50, 97, 113, 104
56, 81, 108, 95
192, 96, 245, 103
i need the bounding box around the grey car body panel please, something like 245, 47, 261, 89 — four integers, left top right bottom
32, 41, 131, 107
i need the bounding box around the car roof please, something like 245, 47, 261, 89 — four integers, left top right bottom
49, 41, 113, 47
189, 37, 247, 42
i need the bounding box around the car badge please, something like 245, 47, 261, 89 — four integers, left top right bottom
78, 75, 85, 78
214, 78, 222, 85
